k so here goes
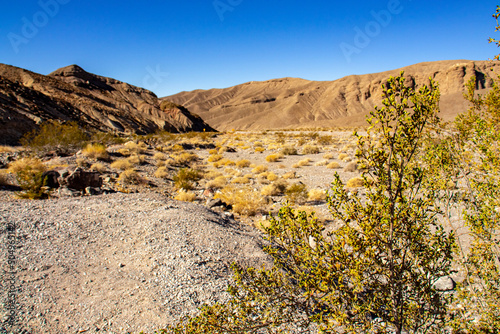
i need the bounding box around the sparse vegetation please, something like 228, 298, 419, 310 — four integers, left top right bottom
215, 185, 264, 216
8, 157, 49, 199
301, 144, 320, 154
174, 190, 197, 202
173, 168, 201, 190
118, 169, 145, 185
265, 154, 281, 162
82, 143, 109, 161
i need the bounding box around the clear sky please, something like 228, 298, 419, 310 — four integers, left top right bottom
1, 1, 499, 97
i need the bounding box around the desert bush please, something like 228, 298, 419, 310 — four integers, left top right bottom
204, 170, 224, 180
345, 176, 364, 188
20, 121, 88, 155
206, 176, 228, 189
281, 146, 298, 155
90, 163, 106, 173
265, 154, 281, 162
235, 159, 251, 168
118, 169, 145, 185
323, 152, 334, 160
231, 176, 250, 184
254, 147, 265, 153
165, 73, 455, 334
343, 161, 358, 172
266, 172, 279, 182
153, 152, 168, 161
251, 165, 268, 174
117, 148, 132, 157
316, 135, 332, 145
110, 158, 133, 171
285, 182, 308, 204
127, 154, 146, 166
90, 131, 125, 146
0, 170, 10, 186
215, 185, 264, 216
173, 168, 201, 190
282, 171, 296, 179
82, 143, 109, 161
326, 161, 340, 169
207, 154, 223, 163
173, 152, 198, 166
0, 146, 17, 153
307, 188, 327, 201
292, 158, 312, 168
76, 158, 89, 167
9, 157, 48, 199
174, 190, 197, 202
315, 160, 329, 166
124, 141, 147, 154
338, 153, 349, 161
301, 144, 320, 155
154, 166, 169, 179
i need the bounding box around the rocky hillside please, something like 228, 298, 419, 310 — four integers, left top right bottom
0, 64, 215, 145
165, 60, 500, 130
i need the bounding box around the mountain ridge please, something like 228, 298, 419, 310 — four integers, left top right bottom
164, 60, 500, 130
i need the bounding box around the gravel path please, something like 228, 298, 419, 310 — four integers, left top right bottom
0, 191, 271, 333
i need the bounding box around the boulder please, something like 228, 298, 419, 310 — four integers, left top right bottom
41, 170, 60, 189
433, 276, 456, 291
65, 168, 102, 190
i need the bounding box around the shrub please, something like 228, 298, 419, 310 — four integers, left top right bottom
9, 157, 48, 199
252, 165, 268, 174
315, 160, 329, 166
326, 161, 340, 169
127, 154, 146, 166
343, 161, 358, 172
323, 153, 334, 160
308, 188, 327, 201
110, 158, 133, 171
302, 145, 320, 155
154, 166, 169, 178
90, 163, 106, 173
281, 146, 298, 155
0, 170, 10, 186
346, 177, 364, 188
255, 147, 266, 153
206, 176, 228, 189
317, 135, 333, 145
118, 169, 145, 185
208, 154, 223, 163
261, 179, 288, 196
215, 185, 264, 216
20, 121, 88, 155
265, 154, 281, 162
174, 190, 197, 202
153, 152, 168, 161
266, 172, 279, 182
293, 158, 311, 168
231, 176, 250, 184
82, 143, 109, 161
236, 159, 251, 168
282, 171, 297, 179
173, 152, 198, 166
285, 182, 308, 204
173, 168, 201, 190
338, 153, 349, 161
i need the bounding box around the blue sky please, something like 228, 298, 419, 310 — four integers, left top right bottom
1, 1, 499, 97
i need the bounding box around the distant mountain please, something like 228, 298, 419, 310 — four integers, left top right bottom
0, 64, 214, 145
164, 60, 500, 131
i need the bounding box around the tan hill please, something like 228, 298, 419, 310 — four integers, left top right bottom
0, 64, 214, 145
164, 60, 500, 131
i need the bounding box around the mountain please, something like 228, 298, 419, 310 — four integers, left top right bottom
0, 64, 214, 145
164, 60, 500, 131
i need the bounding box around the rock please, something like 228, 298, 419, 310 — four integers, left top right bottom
65, 168, 102, 190
433, 276, 456, 291
85, 187, 102, 196
206, 198, 224, 209
58, 186, 80, 198
42, 170, 60, 189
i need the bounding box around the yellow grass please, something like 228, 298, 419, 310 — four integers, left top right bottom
82, 143, 109, 160
154, 166, 169, 178
327, 161, 341, 169
236, 159, 251, 168
346, 177, 364, 188
110, 158, 133, 171
174, 190, 197, 202
308, 188, 327, 201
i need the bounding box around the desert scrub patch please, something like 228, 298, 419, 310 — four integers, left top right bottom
117, 148, 132, 157
154, 166, 170, 178
90, 163, 107, 173
326, 161, 341, 169
236, 159, 251, 168
231, 176, 250, 184
153, 152, 168, 161
316, 135, 333, 145
0, 170, 10, 186
346, 176, 364, 188
118, 169, 145, 185
281, 146, 298, 156
343, 161, 358, 172
215, 185, 264, 216
207, 154, 223, 163
173, 168, 201, 190
323, 153, 334, 160
208, 148, 218, 155
308, 188, 327, 202
224, 168, 242, 176
206, 176, 228, 189
315, 160, 329, 166
302, 145, 320, 155
255, 147, 266, 153
285, 182, 308, 204
0, 146, 17, 153
174, 190, 197, 202
282, 171, 297, 179
265, 154, 281, 162
110, 158, 133, 171
127, 154, 146, 166
266, 172, 279, 182
173, 152, 198, 166
293, 158, 312, 168
8, 157, 49, 199
338, 153, 349, 161
252, 165, 268, 174
213, 158, 235, 168
82, 143, 109, 161
204, 170, 224, 180
124, 141, 147, 154
261, 179, 288, 196
76, 158, 89, 168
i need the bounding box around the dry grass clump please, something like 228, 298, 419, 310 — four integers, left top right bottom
204, 170, 224, 180
315, 160, 329, 166
338, 153, 349, 161
174, 190, 197, 202
316, 135, 333, 145
265, 154, 281, 163
208, 154, 223, 163
255, 147, 266, 153
8, 157, 46, 175
282, 171, 297, 179
173, 152, 198, 166
82, 143, 109, 161
173, 168, 201, 190
215, 185, 264, 216
236, 159, 251, 168
261, 179, 288, 196
285, 182, 308, 204
171, 144, 184, 152
252, 165, 268, 174
213, 158, 235, 168
110, 158, 133, 171
281, 146, 298, 156
153, 152, 168, 161
302, 145, 320, 155
118, 169, 145, 185
90, 163, 107, 173
346, 177, 364, 188
323, 153, 334, 160
154, 166, 169, 178
308, 188, 327, 202
117, 148, 132, 157
124, 141, 147, 154
266, 172, 279, 182
231, 176, 251, 184
293, 158, 312, 168
327, 161, 341, 169
206, 176, 228, 189
343, 162, 358, 172
127, 154, 146, 166
208, 148, 218, 155
76, 158, 89, 168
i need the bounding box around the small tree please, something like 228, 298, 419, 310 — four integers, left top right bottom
163, 73, 456, 334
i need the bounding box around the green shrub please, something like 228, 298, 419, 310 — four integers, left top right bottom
8, 157, 49, 199
20, 121, 88, 155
